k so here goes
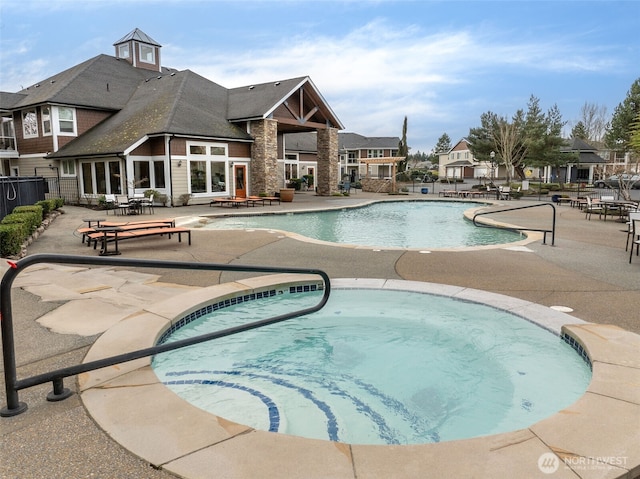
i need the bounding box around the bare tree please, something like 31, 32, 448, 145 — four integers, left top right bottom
576, 102, 608, 144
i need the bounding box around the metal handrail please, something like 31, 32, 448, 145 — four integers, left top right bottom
1, 254, 331, 417
472, 203, 556, 246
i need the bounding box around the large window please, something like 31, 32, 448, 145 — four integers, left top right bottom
188, 142, 228, 195
80, 160, 122, 196
367, 149, 383, 158
22, 110, 38, 138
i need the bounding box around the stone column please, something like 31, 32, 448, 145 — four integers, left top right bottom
316, 127, 339, 196
250, 119, 279, 195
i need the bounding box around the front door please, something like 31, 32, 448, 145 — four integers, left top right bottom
234, 164, 247, 198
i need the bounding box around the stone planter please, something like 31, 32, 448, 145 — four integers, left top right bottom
279, 188, 295, 202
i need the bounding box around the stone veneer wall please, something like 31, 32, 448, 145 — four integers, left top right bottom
361, 178, 393, 193
250, 119, 279, 195
316, 127, 339, 196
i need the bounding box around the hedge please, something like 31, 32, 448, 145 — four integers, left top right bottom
0, 198, 64, 258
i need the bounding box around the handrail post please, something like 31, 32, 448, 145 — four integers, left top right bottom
472, 202, 556, 246
1, 262, 28, 416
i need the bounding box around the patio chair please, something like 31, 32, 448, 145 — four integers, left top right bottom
104, 194, 117, 215
584, 196, 604, 220
115, 195, 130, 216
140, 194, 154, 214
624, 212, 640, 251
629, 217, 640, 263
498, 186, 511, 200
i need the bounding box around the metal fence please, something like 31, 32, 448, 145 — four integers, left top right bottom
0, 176, 47, 221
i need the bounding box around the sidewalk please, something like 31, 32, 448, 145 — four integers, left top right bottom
1, 189, 639, 478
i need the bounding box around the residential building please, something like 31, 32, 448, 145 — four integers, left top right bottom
0, 28, 344, 206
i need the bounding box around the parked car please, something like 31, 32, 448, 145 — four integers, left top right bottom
594, 174, 640, 189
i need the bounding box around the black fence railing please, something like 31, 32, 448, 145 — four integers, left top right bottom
1, 254, 331, 417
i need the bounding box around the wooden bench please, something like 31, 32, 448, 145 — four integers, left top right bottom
87, 226, 191, 251
209, 197, 250, 208
78, 218, 175, 244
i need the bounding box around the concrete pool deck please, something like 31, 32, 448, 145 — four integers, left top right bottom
1, 188, 640, 478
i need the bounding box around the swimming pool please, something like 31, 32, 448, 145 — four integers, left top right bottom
202, 200, 524, 249
152, 287, 591, 445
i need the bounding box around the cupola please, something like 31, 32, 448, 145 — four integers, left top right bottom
113, 28, 162, 72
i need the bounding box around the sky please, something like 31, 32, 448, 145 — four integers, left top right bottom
0, 0, 638, 154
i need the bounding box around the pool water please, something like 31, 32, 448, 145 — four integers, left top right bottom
152, 289, 591, 445
203, 201, 522, 248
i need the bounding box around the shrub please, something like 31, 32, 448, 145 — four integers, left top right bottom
2, 211, 40, 235
35, 200, 53, 217
0, 224, 24, 257
14, 205, 44, 222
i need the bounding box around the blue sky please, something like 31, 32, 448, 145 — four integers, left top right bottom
1, 0, 638, 154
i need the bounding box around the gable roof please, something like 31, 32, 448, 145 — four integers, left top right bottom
228, 76, 343, 129
49, 70, 251, 159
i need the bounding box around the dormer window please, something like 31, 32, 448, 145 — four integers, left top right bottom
140, 44, 155, 64
118, 43, 130, 59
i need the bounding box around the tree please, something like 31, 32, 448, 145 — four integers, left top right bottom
571, 121, 589, 139
604, 78, 640, 199
397, 116, 409, 172
571, 102, 608, 144
434, 133, 451, 153
468, 95, 568, 182
605, 78, 640, 154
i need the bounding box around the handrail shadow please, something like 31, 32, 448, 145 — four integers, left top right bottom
1, 254, 331, 417
473, 203, 556, 246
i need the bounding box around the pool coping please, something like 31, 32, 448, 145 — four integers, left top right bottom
178, 197, 546, 252
79, 277, 640, 479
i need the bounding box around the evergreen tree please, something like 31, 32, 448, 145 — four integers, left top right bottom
397, 116, 409, 171
571, 121, 589, 139
605, 78, 640, 154
434, 133, 452, 153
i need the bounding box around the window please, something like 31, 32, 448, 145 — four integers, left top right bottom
57, 107, 75, 134
367, 149, 383, 158
119, 43, 130, 59
140, 44, 155, 64
153, 161, 166, 188
133, 161, 151, 189
348, 151, 358, 164
61, 160, 75, 176
22, 109, 38, 138
80, 160, 122, 196
42, 106, 51, 135
187, 142, 229, 195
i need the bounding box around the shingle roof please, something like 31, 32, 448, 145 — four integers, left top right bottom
227, 76, 309, 120
2, 55, 162, 111
227, 76, 343, 129
561, 138, 606, 164
49, 70, 251, 159
339, 132, 400, 150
